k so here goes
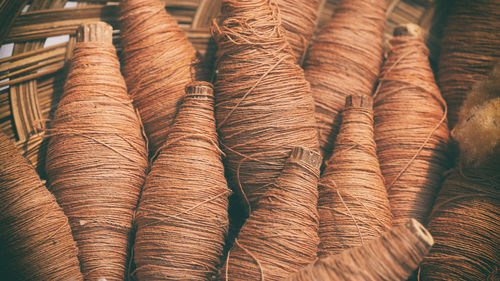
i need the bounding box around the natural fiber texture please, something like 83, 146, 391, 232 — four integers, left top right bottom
438, 0, 500, 129
46, 22, 148, 280
452, 61, 500, 167
276, 0, 320, 63
287, 219, 434, 281
304, 0, 386, 159
0, 131, 82, 281
134, 82, 231, 281
374, 24, 449, 225
318, 95, 392, 256
120, 0, 198, 154
419, 165, 500, 281
223, 146, 322, 281
212, 0, 319, 212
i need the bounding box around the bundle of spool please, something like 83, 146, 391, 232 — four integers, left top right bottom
0, 0, 490, 280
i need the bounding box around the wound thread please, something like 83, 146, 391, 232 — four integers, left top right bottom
223, 146, 321, 281
120, 0, 198, 154
374, 24, 450, 225
46, 22, 148, 280
133, 82, 231, 281
0, 132, 82, 280
212, 0, 320, 214
318, 95, 392, 256
304, 0, 386, 159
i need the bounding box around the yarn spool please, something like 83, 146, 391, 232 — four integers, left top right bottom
438, 0, 500, 129
133, 82, 231, 280
0, 132, 82, 280
303, 0, 386, 159
287, 219, 434, 281
120, 0, 197, 154
374, 24, 449, 225
212, 0, 319, 213
276, 0, 320, 63
223, 146, 322, 281
46, 22, 148, 280
419, 165, 500, 281
318, 95, 392, 257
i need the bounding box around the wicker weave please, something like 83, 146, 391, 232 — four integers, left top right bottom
0, 0, 445, 176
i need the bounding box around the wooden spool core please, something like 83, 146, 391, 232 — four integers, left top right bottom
407, 218, 434, 247
76, 22, 113, 43
345, 94, 373, 109
393, 23, 423, 38
185, 81, 214, 99
290, 146, 322, 170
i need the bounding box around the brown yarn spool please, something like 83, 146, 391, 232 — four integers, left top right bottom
46, 22, 148, 280
133, 82, 231, 280
0, 132, 82, 280
287, 219, 434, 281
438, 0, 500, 129
212, 0, 319, 213
419, 165, 500, 281
120, 0, 197, 154
223, 146, 322, 281
276, 0, 320, 63
318, 95, 392, 256
303, 0, 386, 159
374, 24, 450, 225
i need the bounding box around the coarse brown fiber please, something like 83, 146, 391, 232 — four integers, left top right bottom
304, 0, 386, 159
438, 0, 500, 129
0, 132, 83, 281
223, 146, 321, 281
45, 22, 148, 280
133, 82, 231, 281
120, 0, 197, 154
452, 61, 500, 167
419, 164, 500, 281
318, 95, 392, 257
276, 0, 320, 64
212, 0, 319, 213
287, 219, 434, 281
374, 24, 449, 225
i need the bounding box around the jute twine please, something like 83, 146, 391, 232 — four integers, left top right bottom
304, 0, 386, 159
120, 0, 197, 154
438, 0, 500, 129
276, 0, 320, 64
223, 146, 322, 281
133, 82, 231, 280
318, 95, 392, 257
46, 22, 148, 280
419, 164, 500, 281
212, 0, 319, 213
374, 24, 450, 225
287, 219, 434, 281
0, 132, 82, 280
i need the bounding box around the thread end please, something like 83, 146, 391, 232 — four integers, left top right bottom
77, 22, 113, 43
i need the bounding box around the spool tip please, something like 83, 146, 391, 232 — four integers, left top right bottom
406, 219, 434, 247
289, 147, 322, 170
76, 22, 113, 43
345, 95, 373, 109
393, 23, 423, 38
185, 81, 214, 99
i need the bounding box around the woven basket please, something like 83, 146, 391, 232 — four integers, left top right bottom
0, 0, 447, 177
